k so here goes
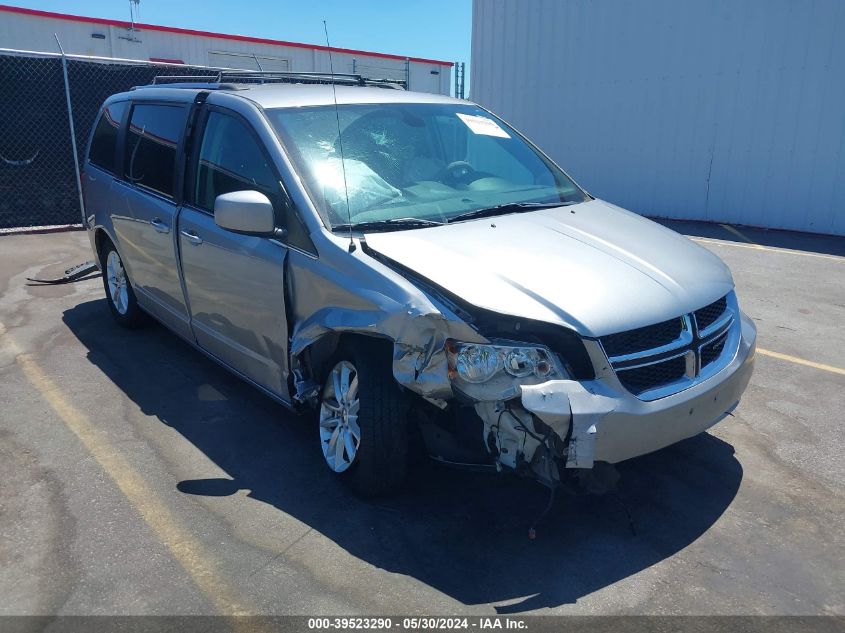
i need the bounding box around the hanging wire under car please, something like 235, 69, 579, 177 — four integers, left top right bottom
26, 260, 100, 285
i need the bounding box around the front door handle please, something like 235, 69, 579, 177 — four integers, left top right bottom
150, 217, 170, 234
180, 229, 203, 245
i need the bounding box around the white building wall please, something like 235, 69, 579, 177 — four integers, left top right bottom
0, 8, 452, 95
471, 0, 845, 236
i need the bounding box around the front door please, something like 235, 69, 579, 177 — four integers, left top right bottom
178, 107, 290, 399
116, 102, 191, 339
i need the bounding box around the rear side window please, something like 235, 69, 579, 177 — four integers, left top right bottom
88, 101, 127, 173
124, 103, 187, 198
194, 111, 280, 212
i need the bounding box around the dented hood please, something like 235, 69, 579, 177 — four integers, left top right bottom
364, 199, 733, 338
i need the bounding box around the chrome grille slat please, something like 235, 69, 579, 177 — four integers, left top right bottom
694, 296, 728, 332
697, 308, 733, 339
616, 353, 687, 395
700, 328, 730, 368
605, 315, 692, 364
601, 317, 684, 358
599, 294, 736, 399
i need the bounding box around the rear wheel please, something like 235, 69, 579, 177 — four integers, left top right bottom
100, 238, 144, 328
318, 341, 409, 496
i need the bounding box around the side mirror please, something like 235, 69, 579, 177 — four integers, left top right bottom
213, 190, 286, 238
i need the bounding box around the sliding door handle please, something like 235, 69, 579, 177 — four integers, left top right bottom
150, 217, 170, 233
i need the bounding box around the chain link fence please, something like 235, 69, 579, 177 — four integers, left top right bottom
0, 49, 226, 229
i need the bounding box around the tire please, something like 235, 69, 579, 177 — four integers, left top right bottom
99, 237, 145, 328
318, 339, 409, 496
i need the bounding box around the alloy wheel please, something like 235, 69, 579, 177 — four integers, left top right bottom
319, 360, 361, 473
106, 250, 129, 315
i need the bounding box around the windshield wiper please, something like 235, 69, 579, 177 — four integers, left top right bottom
332, 217, 445, 233
447, 200, 573, 223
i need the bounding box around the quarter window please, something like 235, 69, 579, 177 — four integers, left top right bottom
88, 101, 127, 173
194, 111, 280, 213
124, 103, 186, 198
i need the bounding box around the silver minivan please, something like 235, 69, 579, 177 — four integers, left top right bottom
83, 73, 756, 496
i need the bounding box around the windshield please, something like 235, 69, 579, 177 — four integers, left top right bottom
267, 103, 588, 230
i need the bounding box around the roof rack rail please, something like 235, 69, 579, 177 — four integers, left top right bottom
149, 70, 406, 90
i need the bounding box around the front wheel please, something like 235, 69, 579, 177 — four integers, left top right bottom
100, 238, 145, 328
318, 341, 409, 496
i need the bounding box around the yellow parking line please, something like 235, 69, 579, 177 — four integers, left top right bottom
757, 347, 845, 376
2, 326, 255, 620
719, 223, 762, 247
690, 237, 845, 262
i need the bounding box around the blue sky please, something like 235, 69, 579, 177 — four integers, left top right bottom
9, 1, 472, 68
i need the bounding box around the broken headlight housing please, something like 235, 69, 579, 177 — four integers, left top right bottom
445, 339, 567, 401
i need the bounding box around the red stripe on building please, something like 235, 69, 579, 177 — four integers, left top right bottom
0, 4, 454, 66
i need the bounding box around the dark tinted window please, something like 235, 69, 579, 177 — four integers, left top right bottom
88, 101, 127, 173
194, 111, 281, 213
124, 103, 186, 198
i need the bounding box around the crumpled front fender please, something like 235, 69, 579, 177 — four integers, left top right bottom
287, 246, 487, 403
291, 306, 467, 401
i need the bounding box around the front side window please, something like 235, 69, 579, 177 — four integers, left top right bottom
267, 103, 588, 229
194, 111, 281, 213
124, 103, 186, 198
88, 101, 128, 173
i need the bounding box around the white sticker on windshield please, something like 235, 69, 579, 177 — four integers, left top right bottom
456, 113, 511, 138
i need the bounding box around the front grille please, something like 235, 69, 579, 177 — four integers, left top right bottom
701, 330, 729, 368
600, 293, 735, 400
695, 296, 728, 332
617, 355, 687, 395
600, 317, 683, 358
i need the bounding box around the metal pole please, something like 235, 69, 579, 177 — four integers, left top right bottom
251, 52, 264, 71
405, 57, 410, 90
54, 33, 86, 226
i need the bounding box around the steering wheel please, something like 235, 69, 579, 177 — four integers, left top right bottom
440, 160, 478, 184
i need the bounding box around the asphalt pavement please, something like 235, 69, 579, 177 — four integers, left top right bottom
0, 223, 843, 616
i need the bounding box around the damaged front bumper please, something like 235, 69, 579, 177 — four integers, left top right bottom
475, 312, 757, 482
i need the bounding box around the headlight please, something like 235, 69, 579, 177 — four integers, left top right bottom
446, 339, 567, 401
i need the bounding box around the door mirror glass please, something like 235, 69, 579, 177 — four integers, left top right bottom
214, 190, 278, 236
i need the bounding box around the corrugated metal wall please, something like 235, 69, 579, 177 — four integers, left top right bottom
471, 0, 845, 236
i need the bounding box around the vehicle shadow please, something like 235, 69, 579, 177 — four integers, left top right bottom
63, 299, 743, 612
